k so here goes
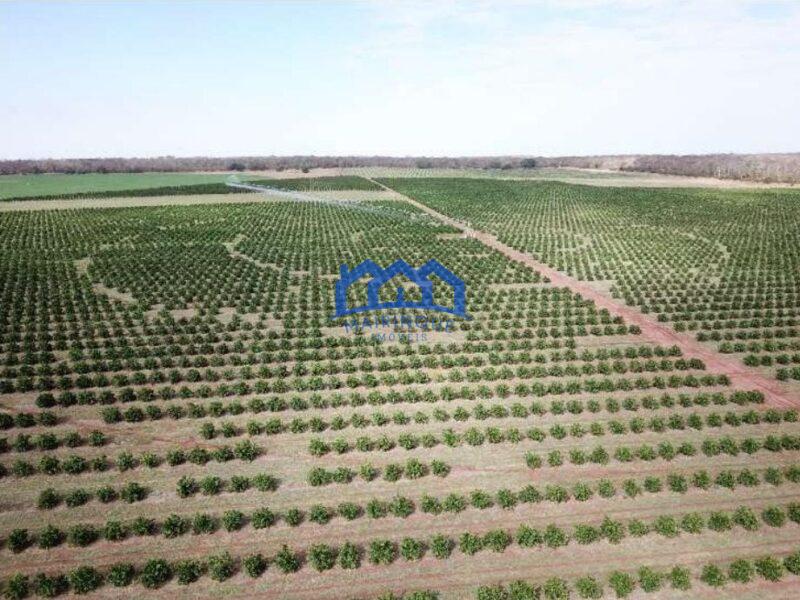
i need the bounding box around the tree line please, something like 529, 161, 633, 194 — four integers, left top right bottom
2, 153, 798, 183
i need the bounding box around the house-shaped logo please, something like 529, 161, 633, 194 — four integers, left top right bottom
334, 259, 469, 319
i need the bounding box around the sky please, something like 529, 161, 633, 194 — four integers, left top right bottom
1, 0, 798, 159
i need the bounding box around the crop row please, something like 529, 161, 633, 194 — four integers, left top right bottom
0, 411, 58, 430
6, 352, 699, 392
1, 430, 106, 454
523, 433, 800, 471
96, 389, 765, 427
1, 316, 608, 366
698, 327, 800, 343
4, 506, 800, 599
4, 354, 713, 397
474, 552, 800, 600
2, 439, 261, 478
8, 461, 800, 553
16, 370, 731, 412
10, 337, 597, 388
200, 402, 781, 444
12, 340, 671, 377
1, 318, 629, 379
306, 458, 451, 486
305, 409, 797, 456
36, 471, 279, 511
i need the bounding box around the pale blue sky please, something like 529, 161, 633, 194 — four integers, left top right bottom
1, 0, 798, 159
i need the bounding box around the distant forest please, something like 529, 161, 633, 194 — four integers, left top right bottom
2, 153, 798, 184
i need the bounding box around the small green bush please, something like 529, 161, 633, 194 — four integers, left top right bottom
68, 566, 102, 594
243, 553, 267, 578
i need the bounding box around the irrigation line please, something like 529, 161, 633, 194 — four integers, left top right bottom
225, 177, 435, 224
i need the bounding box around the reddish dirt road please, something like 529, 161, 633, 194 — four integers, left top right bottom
371, 179, 799, 410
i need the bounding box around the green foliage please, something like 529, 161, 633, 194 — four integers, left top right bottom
784, 550, 800, 575
67, 524, 97, 547
243, 553, 267, 578
728, 559, 754, 583
430, 534, 454, 559
119, 482, 147, 503
3, 574, 29, 600
309, 544, 338, 571
669, 566, 691, 590
207, 551, 235, 581
483, 530, 512, 553
37, 525, 64, 549
107, 563, 135, 587
637, 567, 662, 592
754, 556, 784, 581
476, 585, 509, 600
192, 513, 217, 534
608, 571, 634, 598
68, 566, 102, 594
543, 524, 568, 548
140, 559, 172, 589
174, 560, 203, 585
37, 488, 60, 510
32, 573, 68, 597
221, 509, 244, 531
542, 577, 569, 600
762, 506, 786, 527
275, 545, 301, 573
162, 514, 189, 538
400, 538, 425, 561
339, 542, 361, 569
370, 539, 397, 565
700, 564, 726, 587
6, 529, 30, 553
575, 576, 603, 599
103, 520, 127, 541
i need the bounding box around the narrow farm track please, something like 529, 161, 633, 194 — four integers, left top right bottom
369, 178, 799, 410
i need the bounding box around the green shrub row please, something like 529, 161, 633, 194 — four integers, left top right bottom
12, 360, 728, 398
33, 468, 278, 511
99, 388, 763, 426
307, 408, 796, 456
200, 393, 773, 443
0, 411, 57, 430
524, 432, 800, 471
5, 519, 800, 598
307, 458, 450, 486
10, 462, 800, 553
2, 439, 260, 479
473, 549, 800, 599
35, 482, 148, 510
0, 430, 105, 455
16, 342, 681, 382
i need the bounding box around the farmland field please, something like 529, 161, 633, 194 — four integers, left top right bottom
3, 166, 783, 203
2, 173, 800, 599
0, 173, 230, 200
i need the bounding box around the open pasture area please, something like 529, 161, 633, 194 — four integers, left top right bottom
0, 173, 231, 201
1, 175, 800, 599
